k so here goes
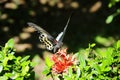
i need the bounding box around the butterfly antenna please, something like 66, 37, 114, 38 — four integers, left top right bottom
56, 13, 72, 42
63, 13, 72, 32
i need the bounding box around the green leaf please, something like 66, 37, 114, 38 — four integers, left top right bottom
0, 52, 4, 61
116, 40, 120, 50
3, 57, 9, 66
0, 64, 3, 73
5, 73, 13, 78
5, 39, 14, 49
15, 56, 21, 64
96, 48, 106, 57
68, 67, 73, 76
100, 60, 108, 71
45, 57, 53, 67
0, 76, 8, 80
22, 65, 29, 76
42, 68, 50, 74
90, 43, 96, 48
117, 9, 120, 13
20, 56, 30, 62
93, 63, 101, 73
21, 61, 30, 66
8, 54, 15, 60
42, 67, 51, 77
77, 52, 86, 68
108, 3, 112, 8
76, 67, 81, 78
16, 77, 24, 80
106, 15, 114, 24
10, 71, 18, 79
106, 48, 113, 62
95, 36, 107, 45
103, 66, 111, 72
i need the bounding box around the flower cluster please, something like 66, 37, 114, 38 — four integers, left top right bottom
51, 48, 75, 74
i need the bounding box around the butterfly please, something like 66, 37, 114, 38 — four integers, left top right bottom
27, 16, 71, 53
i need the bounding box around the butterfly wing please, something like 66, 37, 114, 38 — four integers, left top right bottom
27, 22, 54, 40
27, 22, 55, 50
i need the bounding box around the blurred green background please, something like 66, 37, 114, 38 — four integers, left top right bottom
0, 0, 120, 79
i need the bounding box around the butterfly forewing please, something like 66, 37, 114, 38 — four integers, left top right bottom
28, 22, 54, 40
27, 22, 56, 50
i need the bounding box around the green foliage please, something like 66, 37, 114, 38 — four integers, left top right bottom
45, 56, 54, 68
44, 40, 120, 79
106, 0, 120, 24
106, 15, 114, 24
0, 39, 35, 80
76, 41, 120, 79
62, 66, 80, 80
95, 36, 114, 46
108, 0, 120, 8
42, 56, 53, 76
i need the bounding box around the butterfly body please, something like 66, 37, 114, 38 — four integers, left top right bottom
28, 15, 71, 52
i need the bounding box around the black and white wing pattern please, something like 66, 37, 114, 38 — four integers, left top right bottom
27, 22, 55, 51
27, 15, 71, 52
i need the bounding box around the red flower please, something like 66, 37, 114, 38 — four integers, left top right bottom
51, 48, 75, 73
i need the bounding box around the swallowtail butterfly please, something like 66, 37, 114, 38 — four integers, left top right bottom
27, 16, 71, 53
